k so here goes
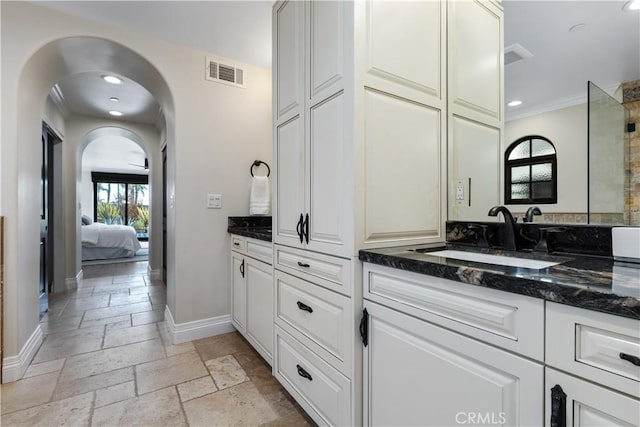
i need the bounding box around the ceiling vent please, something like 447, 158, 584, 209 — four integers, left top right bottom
504, 43, 534, 66
206, 56, 245, 88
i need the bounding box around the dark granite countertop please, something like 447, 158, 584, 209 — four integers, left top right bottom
228, 226, 272, 242
359, 244, 640, 320
227, 216, 272, 242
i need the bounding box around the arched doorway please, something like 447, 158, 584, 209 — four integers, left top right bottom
2, 36, 174, 382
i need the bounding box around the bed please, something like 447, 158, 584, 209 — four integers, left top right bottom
81, 222, 142, 261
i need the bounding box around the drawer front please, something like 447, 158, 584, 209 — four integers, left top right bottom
274, 326, 351, 427
275, 245, 352, 296
246, 238, 273, 265
275, 270, 352, 374
363, 263, 544, 360
231, 235, 245, 253
546, 302, 640, 397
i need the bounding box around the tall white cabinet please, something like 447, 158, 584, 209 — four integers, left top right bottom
272, 1, 503, 425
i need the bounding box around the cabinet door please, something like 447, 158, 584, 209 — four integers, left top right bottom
363, 301, 543, 427
246, 258, 274, 364
448, 115, 501, 221
448, 0, 503, 124
274, 0, 304, 122
231, 252, 246, 333
275, 116, 306, 248
545, 368, 640, 427
307, 92, 351, 256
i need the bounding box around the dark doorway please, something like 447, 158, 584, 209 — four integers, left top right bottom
162, 146, 167, 284
40, 123, 61, 319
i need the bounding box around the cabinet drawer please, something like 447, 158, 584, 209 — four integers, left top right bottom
246, 238, 273, 265
363, 263, 544, 360
274, 326, 351, 427
546, 302, 640, 397
275, 245, 352, 296
231, 235, 245, 252
275, 270, 352, 375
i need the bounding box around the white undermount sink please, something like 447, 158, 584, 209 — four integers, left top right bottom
423, 250, 561, 270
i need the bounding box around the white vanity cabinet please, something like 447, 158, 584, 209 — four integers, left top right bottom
362, 263, 544, 426
230, 235, 273, 364
544, 302, 640, 427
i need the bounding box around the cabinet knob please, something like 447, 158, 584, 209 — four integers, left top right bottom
297, 261, 310, 268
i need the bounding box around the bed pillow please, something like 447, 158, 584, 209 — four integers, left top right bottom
81, 215, 93, 225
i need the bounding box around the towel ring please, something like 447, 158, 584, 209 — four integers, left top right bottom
250, 160, 271, 177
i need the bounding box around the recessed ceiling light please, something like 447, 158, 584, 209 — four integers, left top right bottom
109, 97, 120, 102
109, 110, 123, 116
623, 0, 640, 10
102, 75, 123, 84
569, 23, 587, 33
508, 100, 523, 107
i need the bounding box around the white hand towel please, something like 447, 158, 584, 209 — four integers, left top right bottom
250, 176, 271, 215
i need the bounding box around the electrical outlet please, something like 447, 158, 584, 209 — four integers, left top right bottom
456, 180, 465, 201
207, 193, 222, 209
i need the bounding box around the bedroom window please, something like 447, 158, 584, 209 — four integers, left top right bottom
92, 172, 149, 239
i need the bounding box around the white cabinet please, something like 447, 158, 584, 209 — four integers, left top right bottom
545, 368, 639, 427
230, 235, 273, 364
545, 302, 640, 426
363, 300, 543, 427
362, 263, 544, 426
273, 0, 503, 425
447, 0, 503, 221
273, 0, 351, 258
231, 251, 246, 332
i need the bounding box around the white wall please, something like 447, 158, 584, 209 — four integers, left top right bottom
504, 103, 587, 213
80, 171, 93, 219
1, 1, 272, 374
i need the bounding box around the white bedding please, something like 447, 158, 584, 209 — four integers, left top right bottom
81, 223, 142, 253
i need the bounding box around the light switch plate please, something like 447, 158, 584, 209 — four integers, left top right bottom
207, 193, 222, 209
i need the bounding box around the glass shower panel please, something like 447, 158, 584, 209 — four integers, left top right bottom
588, 81, 629, 225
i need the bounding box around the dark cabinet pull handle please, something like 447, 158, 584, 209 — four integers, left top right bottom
296, 364, 312, 381
296, 214, 304, 244
303, 213, 309, 244
297, 261, 310, 268
297, 301, 313, 313
550, 384, 566, 427
360, 308, 369, 347
620, 352, 640, 366
233, 242, 240, 246
240, 259, 245, 278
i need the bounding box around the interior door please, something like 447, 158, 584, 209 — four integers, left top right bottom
162, 146, 167, 283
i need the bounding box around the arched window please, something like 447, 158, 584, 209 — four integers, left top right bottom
505, 135, 557, 204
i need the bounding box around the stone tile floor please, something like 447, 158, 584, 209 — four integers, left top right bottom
1, 261, 315, 426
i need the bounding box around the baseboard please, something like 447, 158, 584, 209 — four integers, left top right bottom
147, 265, 162, 282
164, 306, 234, 345
64, 270, 83, 291
2, 325, 44, 383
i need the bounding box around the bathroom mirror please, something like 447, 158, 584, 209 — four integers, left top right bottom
448, 0, 640, 225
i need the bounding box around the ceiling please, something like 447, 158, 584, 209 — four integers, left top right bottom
504, 0, 640, 121
38, 0, 639, 129
82, 135, 148, 174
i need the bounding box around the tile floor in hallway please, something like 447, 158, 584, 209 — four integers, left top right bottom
1, 261, 314, 426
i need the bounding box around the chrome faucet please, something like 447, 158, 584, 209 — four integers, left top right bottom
524, 206, 542, 223
488, 206, 517, 251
